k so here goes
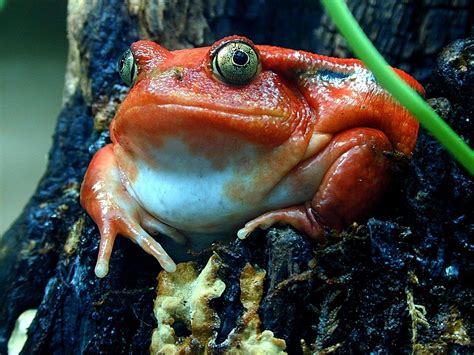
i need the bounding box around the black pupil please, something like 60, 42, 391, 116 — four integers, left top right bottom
233, 50, 248, 66
118, 52, 128, 72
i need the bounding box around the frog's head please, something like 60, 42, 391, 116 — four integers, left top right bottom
112, 35, 313, 158
112, 35, 421, 167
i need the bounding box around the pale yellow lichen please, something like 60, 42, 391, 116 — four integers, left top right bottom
301, 339, 342, 355
93, 98, 123, 131
151, 256, 287, 354
407, 288, 430, 347
441, 306, 471, 346
413, 306, 471, 354
227, 263, 286, 354
7, 309, 37, 355
64, 217, 85, 255
150, 253, 226, 354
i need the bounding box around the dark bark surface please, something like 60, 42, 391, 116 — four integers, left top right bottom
0, 1, 472, 353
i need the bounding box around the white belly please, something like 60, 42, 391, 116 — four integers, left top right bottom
123, 138, 318, 235
130, 163, 253, 233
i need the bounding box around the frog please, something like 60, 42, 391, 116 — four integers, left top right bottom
80, 35, 423, 278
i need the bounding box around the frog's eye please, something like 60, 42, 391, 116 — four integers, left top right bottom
211, 41, 260, 85
117, 48, 138, 86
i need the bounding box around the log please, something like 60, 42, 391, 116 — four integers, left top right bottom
0, 1, 472, 353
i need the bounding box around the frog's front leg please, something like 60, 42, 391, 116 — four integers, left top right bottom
80, 144, 182, 277
238, 128, 392, 241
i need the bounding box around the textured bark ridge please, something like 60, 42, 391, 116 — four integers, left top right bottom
0, 1, 473, 353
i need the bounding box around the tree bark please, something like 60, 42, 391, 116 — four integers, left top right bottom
0, 0, 472, 353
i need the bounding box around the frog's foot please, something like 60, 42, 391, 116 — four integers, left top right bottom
237, 204, 325, 241
141, 212, 187, 245
94, 213, 178, 278
238, 128, 391, 243
81, 144, 178, 278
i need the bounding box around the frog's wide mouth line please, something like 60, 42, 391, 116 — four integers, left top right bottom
119, 103, 299, 145
121, 103, 288, 121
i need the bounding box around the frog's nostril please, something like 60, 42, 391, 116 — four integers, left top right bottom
173, 68, 184, 81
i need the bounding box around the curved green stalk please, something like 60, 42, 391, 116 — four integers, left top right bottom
320, 0, 474, 175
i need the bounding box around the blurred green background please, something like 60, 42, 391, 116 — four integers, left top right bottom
0, 0, 68, 235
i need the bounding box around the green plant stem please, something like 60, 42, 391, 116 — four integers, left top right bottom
320, 0, 474, 175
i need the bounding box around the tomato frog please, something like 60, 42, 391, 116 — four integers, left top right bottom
80, 36, 423, 278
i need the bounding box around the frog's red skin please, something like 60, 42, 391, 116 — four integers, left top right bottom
80, 36, 423, 277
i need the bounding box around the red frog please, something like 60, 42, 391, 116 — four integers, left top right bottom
80, 36, 423, 278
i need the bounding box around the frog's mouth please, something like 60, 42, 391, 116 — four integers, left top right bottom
116, 103, 310, 147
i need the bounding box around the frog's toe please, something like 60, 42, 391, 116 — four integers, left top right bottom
238, 205, 325, 241
95, 227, 117, 278
237, 219, 272, 240
94, 216, 177, 276
141, 213, 187, 245
237, 227, 251, 240
95, 259, 110, 278
134, 232, 177, 273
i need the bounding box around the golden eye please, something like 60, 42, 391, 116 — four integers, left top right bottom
117, 48, 138, 86
211, 41, 260, 85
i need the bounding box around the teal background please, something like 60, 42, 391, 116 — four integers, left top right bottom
0, 0, 68, 234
